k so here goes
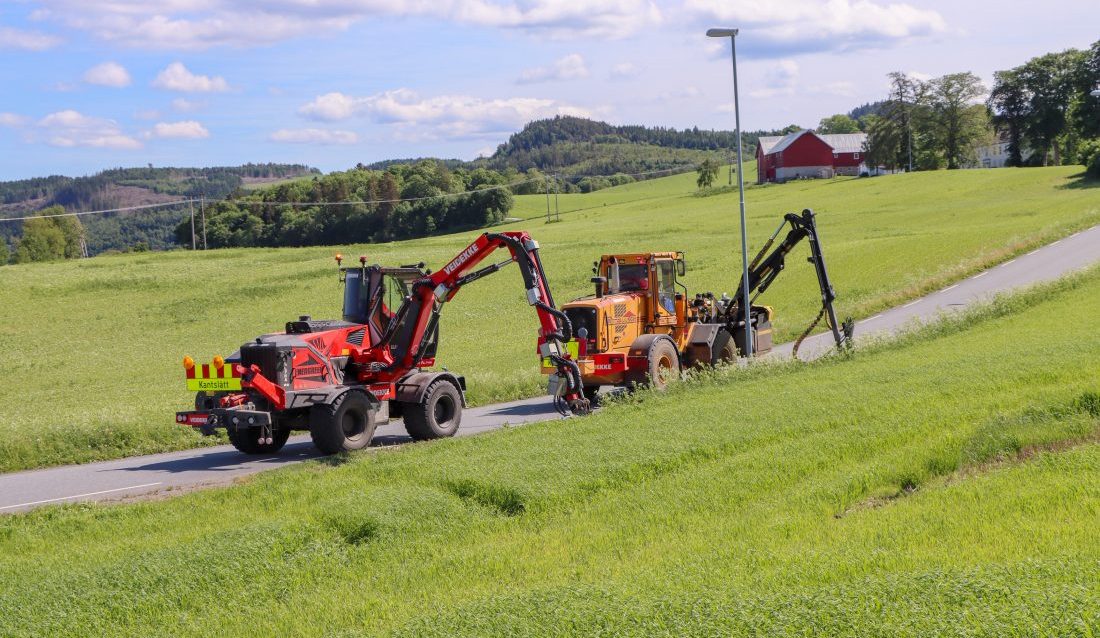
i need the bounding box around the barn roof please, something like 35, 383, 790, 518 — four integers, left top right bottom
767, 130, 816, 155
818, 133, 867, 154
759, 130, 867, 155
757, 135, 783, 154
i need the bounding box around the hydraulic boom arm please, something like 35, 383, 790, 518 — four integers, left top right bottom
730, 208, 854, 354
384, 231, 590, 415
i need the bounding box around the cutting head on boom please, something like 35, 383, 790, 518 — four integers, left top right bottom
540, 207, 854, 395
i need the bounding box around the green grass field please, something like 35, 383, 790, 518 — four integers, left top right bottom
0, 166, 1096, 471
1, 266, 1097, 636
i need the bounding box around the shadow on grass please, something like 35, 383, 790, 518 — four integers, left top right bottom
1058, 171, 1100, 189
314, 453, 352, 467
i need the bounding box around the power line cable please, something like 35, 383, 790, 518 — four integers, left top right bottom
0, 163, 704, 222
0, 200, 190, 223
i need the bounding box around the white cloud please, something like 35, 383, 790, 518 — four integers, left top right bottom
609, 63, 640, 80
750, 59, 800, 98
152, 62, 230, 92
299, 92, 361, 121
518, 54, 589, 84
134, 108, 162, 120
28, 0, 661, 49
171, 98, 206, 112
82, 62, 132, 87
685, 0, 946, 56
816, 81, 856, 97
744, 61, 857, 100
299, 88, 591, 140
0, 26, 61, 51
37, 110, 142, 149
149, 120, 210, 139
0, 113, 29, 128
269, 128, 359, 145
656, 86, 701, 101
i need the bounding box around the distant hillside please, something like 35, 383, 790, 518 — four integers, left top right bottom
0, 164, 318, 254
479, 116, 789, 178
1, 117, 797, 258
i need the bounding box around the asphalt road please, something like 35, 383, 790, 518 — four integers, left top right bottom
2, 223, 1098, 515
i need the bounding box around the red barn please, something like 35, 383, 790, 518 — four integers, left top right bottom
756, 130, 867, 184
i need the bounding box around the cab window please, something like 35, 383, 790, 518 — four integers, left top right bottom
617, 264, 648, 292
657, 260, 676, 313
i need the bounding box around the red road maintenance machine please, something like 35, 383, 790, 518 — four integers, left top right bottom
176, 231, 589, 455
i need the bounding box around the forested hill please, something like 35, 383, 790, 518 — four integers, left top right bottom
0, 164, 317, 254
478, 116, 793, 177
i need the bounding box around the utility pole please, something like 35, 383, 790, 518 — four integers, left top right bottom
200, 196, 207, 250
545, 175, 552, 223
908, 115, 913, 173
553, 174, 560, 222
707, 27, 753, 358
188, 198, 196, 250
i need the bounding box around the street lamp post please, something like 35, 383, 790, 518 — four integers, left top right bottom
707, 27, 753, 358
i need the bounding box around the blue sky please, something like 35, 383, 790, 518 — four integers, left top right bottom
0, 0, 1096, 180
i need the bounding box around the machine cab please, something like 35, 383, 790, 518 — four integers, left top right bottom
573, 251, 688, 355
340, 262, 439, 359
595, 252, 686, 323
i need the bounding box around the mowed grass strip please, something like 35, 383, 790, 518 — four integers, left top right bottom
0, 267, 1098, 636
0, 166, 1096, 471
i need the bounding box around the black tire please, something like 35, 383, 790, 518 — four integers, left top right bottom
227, 425, 291, 455
403, 380, 462, 441
310, 390, 376, 455
645, 338, 681, 390
582, 386, 601, 407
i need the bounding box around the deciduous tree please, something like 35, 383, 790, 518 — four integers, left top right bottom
1019, 50, 1085, 165
988, 69, 1030, 166
928, 72, 989, 169
696, 158, 719, 190
817, 114, 860, 134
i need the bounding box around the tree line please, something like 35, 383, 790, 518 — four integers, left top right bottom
0, 207, 85, 264
848, 40, 1100, 173
175, 160, 515, 249
0, 163, 316, 262
483, 116, 795, 175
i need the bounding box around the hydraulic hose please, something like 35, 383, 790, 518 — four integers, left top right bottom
535, 300, 572, 343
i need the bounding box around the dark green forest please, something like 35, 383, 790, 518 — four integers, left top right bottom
175, 161, 514, 249
172, 118, 805, 250
0, 164, 316, 257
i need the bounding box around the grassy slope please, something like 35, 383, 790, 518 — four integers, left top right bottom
1, 268, 1098, 636
0, 166, 1096, 471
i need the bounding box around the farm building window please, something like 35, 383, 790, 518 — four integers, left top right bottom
854, 153, 860, 160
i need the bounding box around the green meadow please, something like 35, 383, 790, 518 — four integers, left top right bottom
0, 266, 1097, 636
0, 165, 1096, 471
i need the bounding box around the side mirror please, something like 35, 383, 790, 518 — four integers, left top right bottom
677, 258, 686, 277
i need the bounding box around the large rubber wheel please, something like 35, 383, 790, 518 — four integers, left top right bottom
403, 380, 462, 441
227, 425, 291, 455
310, 390, 376, 455
646, 339, 681, 390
